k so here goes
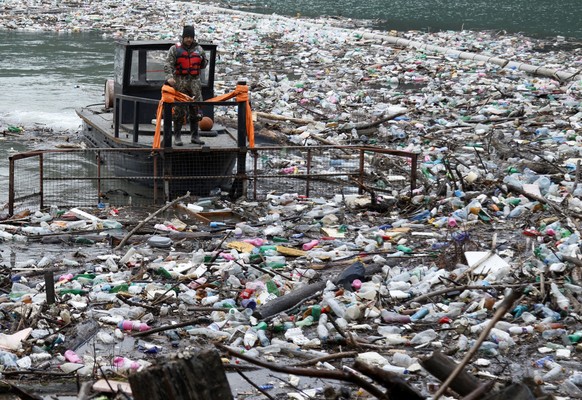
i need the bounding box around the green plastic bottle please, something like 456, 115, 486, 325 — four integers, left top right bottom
396, 244, 412, 254
311, 305, 322, 320
266, 280, 280, 296
155, 267, 173, 279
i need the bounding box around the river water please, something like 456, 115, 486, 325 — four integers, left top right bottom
232, 0, 582, 40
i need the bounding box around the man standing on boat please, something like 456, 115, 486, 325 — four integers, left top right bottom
164, 25, 208, 146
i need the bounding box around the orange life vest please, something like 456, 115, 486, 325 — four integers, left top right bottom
175, 44, 203, 76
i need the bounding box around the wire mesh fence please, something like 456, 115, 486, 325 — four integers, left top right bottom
7, 146, 418, 216
246, 146, 418, 200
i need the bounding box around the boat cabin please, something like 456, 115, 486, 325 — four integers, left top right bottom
107, 39, 218, 129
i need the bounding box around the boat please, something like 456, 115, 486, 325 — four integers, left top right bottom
76, 39, 249, 200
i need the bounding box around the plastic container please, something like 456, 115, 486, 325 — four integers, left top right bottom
117, 320, 151, 332
64, 350, 82, 364
302, 239, 319, 251
409, 329, 437, 345
381, 310, 411, 324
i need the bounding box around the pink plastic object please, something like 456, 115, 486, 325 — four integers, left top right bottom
302, 239, 319, 251
117, 320, 151, 332
64, 349, 82, 364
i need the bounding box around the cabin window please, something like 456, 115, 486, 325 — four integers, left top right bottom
129, 49, 167, 85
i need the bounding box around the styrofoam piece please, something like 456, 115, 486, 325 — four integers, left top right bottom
465, 251, 510, 275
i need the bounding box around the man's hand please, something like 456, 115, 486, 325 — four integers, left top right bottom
167, 78, 176, 86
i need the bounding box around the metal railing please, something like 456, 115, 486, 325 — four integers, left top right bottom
7, 146, 418, 216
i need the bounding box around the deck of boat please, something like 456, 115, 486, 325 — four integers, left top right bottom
76, 105, 239, 149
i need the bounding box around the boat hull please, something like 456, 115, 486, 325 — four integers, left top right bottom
78, 109, 238, 198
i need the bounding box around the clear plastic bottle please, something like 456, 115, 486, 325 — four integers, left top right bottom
317, 320, 329, 342
541, 328, 567, 340
256, 329, 271, 347
323, 296, 346, 318
550, 283, 570, 311
409, 329, 437, 345
243, 329, 258, 349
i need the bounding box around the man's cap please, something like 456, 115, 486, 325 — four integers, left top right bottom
182, 25, 195, 38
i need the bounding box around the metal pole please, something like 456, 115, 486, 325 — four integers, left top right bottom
97, 150, 102, 202
253, 151, 258, 200
114, 98, 120, 138
359, 148, 365, 195
163, 103, 173, 149
132, 101, 140, 143
410, 153, 418, 197
234, 86, 248, 199
153, 152, 158, 204
8, 156, 15, 216
45, 272, 55, 305
39, 153, 44, 210
163, 103, 173, 202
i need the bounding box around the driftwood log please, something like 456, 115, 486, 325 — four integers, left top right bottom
420, 351, 482, 396
128, 350, 232, 400
482, 382, 536, 400
352, 359, 424, 400
253, 262, 386, 320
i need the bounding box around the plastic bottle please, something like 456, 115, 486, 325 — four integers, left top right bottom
302, 239, 319, 251
317, 314, 329, 342
311, 305, 322, 320
508, 326, 534, 335
64, 350, 82, 364
541, 329, 567, 340
117, 320, 151, 332
244, 329, 258, 349
550, 283, 570, 311
113, 356, 140, 372
409, 329, 437, 345
392, 352, 413, 368
534, 322, 564, 332
382, 364, 409, 374
410, 307, 429, 322
533, 304, 561, 321
568, 331, 582, 343
256, 329, 271, 347
543, 364, 564, 382
323, 296, 345, 318
381, 310, 411, 324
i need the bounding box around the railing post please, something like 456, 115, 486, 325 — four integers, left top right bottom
233, 96, 248, 199
8, 156, 15, 216
39, 153, 44, 210
96, 150, 102, 202
163, 103, 173, 149
114, 97, 120, 138
253, 151, 258, 201
132, 101, 140, 143
359, 148, 365, 195
410, 152, 418, 196
153, 152, 159, 204
162, 102, 173, 202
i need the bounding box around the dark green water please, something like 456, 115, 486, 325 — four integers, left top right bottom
226, 0, 582, 39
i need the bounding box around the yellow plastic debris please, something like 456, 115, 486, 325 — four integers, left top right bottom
227, 241, 255, 253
